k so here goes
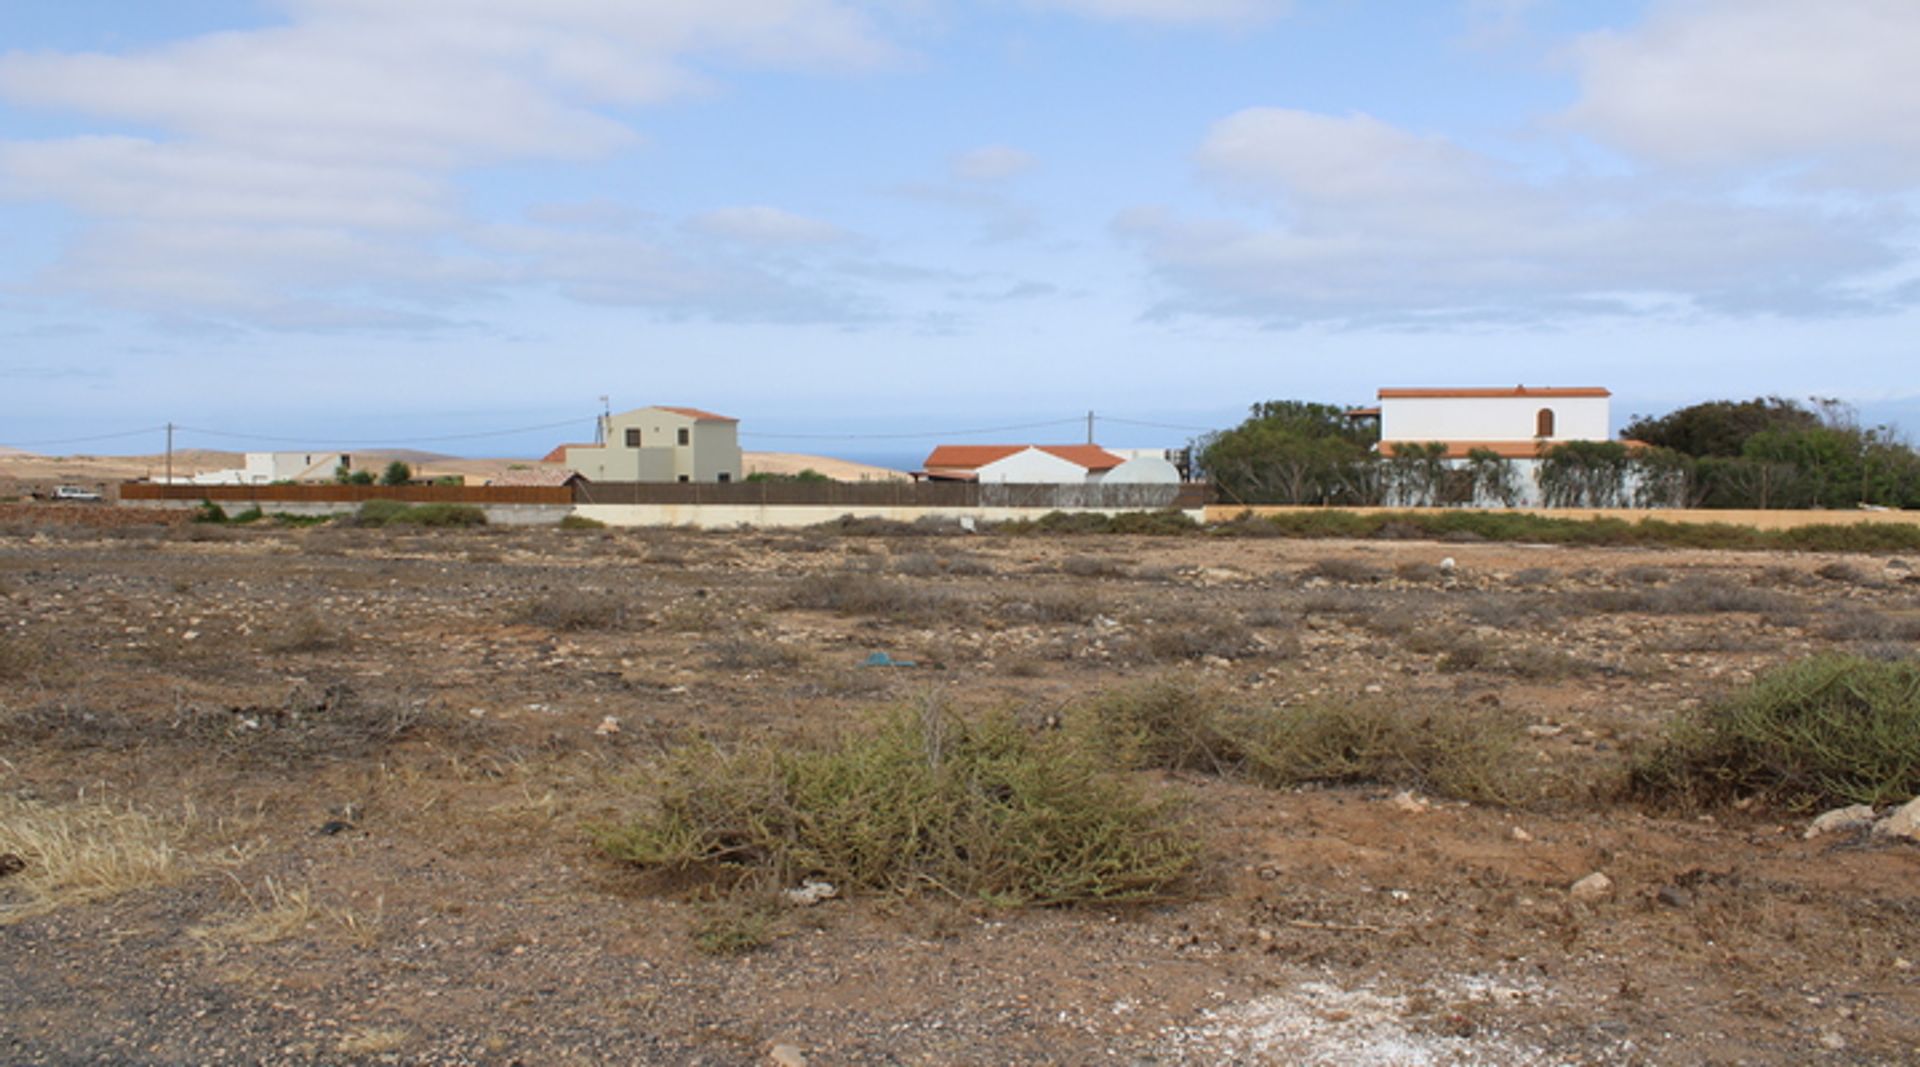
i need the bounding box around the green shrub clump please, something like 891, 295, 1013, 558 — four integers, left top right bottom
1081, 678, 1528, 805
1631, 654, 1920, 811
597, 706, 1197, 908
351, 500, 487, 527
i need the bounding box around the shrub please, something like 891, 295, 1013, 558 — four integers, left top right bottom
517, 590, 633, 631
351, 501, 487, 528
1303, 558, 1387, 584
381, 461, 412, 486
558, 514, 606, 530
193, 501, 228, 524
1630, 655, 1920, 811
596, 704, 1198, 909
783, 571, 955, 620
1077, 679, 1528, 804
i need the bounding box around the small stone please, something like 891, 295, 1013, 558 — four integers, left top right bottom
1438, 557, 1456, 573
1871, 797, 1920, 841
594, 716, 621, 736
1804, 804, 1877, 839
1388, 790, 1430, 814
1655, 885, 1692, 908
1362, 683, 1384, 694
1525, 723, 1563, 738
0, 853, 25, 879
768, 1043, 808, 1067
1819, 1031, 1847, 1051
1509, 826, 1533, 843
783, 880, 837, 907
1569, 872, 1614, 902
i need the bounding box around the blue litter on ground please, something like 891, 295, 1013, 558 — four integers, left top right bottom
862, 651, 917, 668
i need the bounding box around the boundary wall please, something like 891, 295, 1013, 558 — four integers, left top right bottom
574, 504, 1207, 529
1206, 505, 1920, 531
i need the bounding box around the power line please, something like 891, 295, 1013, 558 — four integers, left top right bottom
740, 417, 1086, 442
0, 426, 166, 449
171, 415, 593, 448
1098, 415, 1222, 434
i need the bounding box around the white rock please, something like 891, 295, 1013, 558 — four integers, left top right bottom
1387, 790, 1430, 814
1438, 557, 1456, 572
594, 716, 621, 736
1804, 804, 1877, 839
1871, 796, 1920, 841
783, 880, 838, 907
1510, 826, 1534, 843
768, 1043, 808, 1067
1569, 872, 1613, 902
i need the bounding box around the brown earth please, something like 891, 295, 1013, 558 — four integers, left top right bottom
2, 516, 1918, 1064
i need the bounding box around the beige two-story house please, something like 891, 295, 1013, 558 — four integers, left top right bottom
560, 406, 742, 483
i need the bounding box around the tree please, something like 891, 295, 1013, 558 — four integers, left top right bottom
1383, 442, 1449, 507
381, 461, 413, 486
1623, 397, 1821, 458
1197, 401, 1377, 506
1539, 441, 1631, 508
1465, 448, 1522, 507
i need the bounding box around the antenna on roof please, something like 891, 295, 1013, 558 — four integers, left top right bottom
596, 395, 610, 445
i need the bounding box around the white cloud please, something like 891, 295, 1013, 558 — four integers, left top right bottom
1115, 107, 1906, 327
1025, 0, 1289, 25
689, 205, 848, 244
953, 144, 1037, 182
0, 0, 893, 329
1566, 0, 1920, 179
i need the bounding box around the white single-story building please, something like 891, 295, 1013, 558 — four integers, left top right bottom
552, 406, 742, 484
916, 444, 1181, 485
189, 452, 355, 485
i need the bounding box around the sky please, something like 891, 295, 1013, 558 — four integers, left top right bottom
2, 0, 1917, 465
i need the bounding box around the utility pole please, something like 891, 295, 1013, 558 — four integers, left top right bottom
1086, 410, 1095, 445
165, 423, 174, 486
596, 396, 610, 445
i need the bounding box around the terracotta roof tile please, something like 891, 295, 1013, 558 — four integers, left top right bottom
1377, 386, 1610, 399
542, 443, 591, 464
492, 467, 583, 487
652, 406, 737, 422
920, 444, 1125, 472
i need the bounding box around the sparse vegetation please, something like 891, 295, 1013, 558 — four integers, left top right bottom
784, 570, 956, 620
0, 796, 191, 924
596, 703, 1198, 913
1631, 654, 1920, 811
517, 590, 634, 631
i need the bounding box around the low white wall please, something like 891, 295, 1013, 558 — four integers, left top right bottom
574, 504, 1206, 529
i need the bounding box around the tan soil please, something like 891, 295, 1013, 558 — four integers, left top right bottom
2, 518, 1917, 1064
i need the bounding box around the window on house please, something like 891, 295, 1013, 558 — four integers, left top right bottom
677, 475, 689, 483
1535, 408, 1555, 438
677, 428, 690, 446
625, 428, 641, 447
717, 472, 730, 483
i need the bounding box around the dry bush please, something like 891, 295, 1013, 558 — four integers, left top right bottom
1298, 590, 1377, 618
1462, 595, 1548, 628
702, 633, 808, 671
0, 630, 67, 685
1303, 559, 1388, 585
1500, 645, 1602, 680
996, 588, 1105, 625
0, 795, 190, 924
1393, 561, 1445, 584
192, 876, 382, 947
1505, 567, 1556, 588
1574, 577, 1797, 616
597, 703, 1197, 913
258, 610, 345, 653
1079, 679, 1530, 805
1819, 607, 1920, 643
1815, 561, 1868, 583
1620, 565, 1670, 585
1059, 554, 1128, 579
1632, 654, 1920, 811
892, 551, 992, 578
516, 590, 635, 631
783, 571, 957, 621
1243, 606, 1296, 629
1140, 618, 1263, 662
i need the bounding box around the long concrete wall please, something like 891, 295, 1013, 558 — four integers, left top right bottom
575, 504, 1207, 529
1205, 505, 1920, 530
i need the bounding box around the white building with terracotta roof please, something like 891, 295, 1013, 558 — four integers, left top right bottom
553, 406, 742, 484
1364, 386, 1617, 506
1376, 386, 1611, 459
916, 445, 1180, 485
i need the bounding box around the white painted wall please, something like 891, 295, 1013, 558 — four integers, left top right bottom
1381, 395, 1609, 444
973, 448, 1095, 484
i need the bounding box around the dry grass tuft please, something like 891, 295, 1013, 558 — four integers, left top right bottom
0, 795, 190, 924
193, 876, 383, 947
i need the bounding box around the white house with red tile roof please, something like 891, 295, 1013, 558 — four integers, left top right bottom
554, 406, 742, 483
1364, 386, 1618, 506
1376, 387, 1611, 459
916, 444, 1179, 485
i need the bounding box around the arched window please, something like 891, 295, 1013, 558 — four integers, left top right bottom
1535, 408, 1555, 438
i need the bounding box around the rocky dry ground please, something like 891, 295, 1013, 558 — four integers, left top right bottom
2, 513, 1918, 1065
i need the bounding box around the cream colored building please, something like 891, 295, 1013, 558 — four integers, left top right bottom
561, 406, 742, 483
